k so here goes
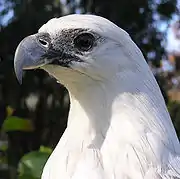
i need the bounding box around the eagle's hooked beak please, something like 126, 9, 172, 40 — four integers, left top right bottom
14, 34, 48, 83
14, 33, 62, 84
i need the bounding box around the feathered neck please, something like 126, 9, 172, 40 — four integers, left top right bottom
64, 70, 180, 177
66, 70, 179, 151
42, 67, 180, 179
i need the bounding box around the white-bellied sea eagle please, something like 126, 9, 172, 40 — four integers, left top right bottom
14, 14, 180, 179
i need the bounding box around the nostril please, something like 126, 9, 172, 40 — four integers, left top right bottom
39, 38, 49, 47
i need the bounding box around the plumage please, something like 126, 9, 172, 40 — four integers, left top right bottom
14, 14, 180, 179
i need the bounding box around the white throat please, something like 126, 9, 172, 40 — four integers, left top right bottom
42, 66, 180, 179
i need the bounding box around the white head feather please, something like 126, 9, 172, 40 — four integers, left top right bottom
36, 14, 180, 179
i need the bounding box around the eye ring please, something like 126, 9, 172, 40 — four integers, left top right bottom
74, 33, 95, 51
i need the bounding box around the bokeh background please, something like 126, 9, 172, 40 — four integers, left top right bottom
0, 0, 180, 178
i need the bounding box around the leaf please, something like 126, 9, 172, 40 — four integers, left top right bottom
39, 146, 52, 154
2, 116, 34, 132
18, 150, 51, 179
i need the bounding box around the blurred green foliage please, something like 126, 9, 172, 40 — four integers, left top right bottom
2, 116, 34, 132
18, 146, 52, 179
0, 0, 179, 178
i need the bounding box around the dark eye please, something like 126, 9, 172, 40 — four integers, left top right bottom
74, 33, 95, 51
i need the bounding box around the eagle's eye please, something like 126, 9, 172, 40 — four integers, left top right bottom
74, 33, 95, 51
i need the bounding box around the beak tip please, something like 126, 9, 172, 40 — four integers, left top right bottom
13, 34, 48, 84
14, 43, 24, 84
17, 76, 22, 84
14, 69, 22, 84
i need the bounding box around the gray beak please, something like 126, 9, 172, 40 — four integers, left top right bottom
14, 33, 51, 84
